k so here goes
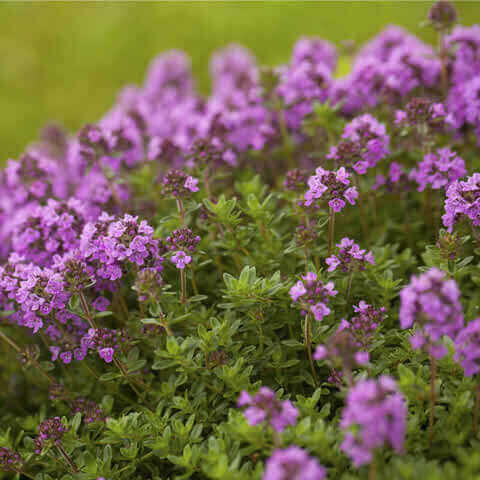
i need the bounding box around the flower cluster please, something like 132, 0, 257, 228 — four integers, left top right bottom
237, 387, 299, 432
263, 447, 326, 480
314, 328, 370, 380
166, 227, 201, 252
289, 272, 337, 321
328, 114, 390, 174
399, 268, 464, 358
303, 167, 358, 212
340, 376, 406, 467
161, 169, 199, 198
443, 173, 480, 231
341, 301, 386, 348
454, 319, 480, 377
80, 213, 164, 282
409, 147, 466, 192
0, 447, 24, 474
373, 162, 411, 194
81, 327, 128, 363
325, 238, 375, 273
71, 397, 106, 424
12, 198, 91, 266
34, 417, 69, 453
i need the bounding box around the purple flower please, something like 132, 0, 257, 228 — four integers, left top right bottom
304, 167, 358, 211
263, 446, 326, 480
326, 238, 374, 274
171, 250, 192, 269
166, 227, 200, 252
314, 327, 370, 380
399, 268, 464, 358
0, 447, 24, 473
328, 114, 390, 174
237, 387, 299, 432
443, 172, 480, 231
340, 376, 406, 467
162, 169, 200, 198
454, 319, 480, 377
410, 147, 466, 192
289, 272, 337, 321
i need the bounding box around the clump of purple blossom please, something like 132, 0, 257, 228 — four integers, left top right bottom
161, 169, 199, 198
454, 319, 480, 377
340, 376, 406, 467
326, 238, 374, 273
443, 173, 480, 231
71, 398, 106, 424
262, 446, 326, 480
399, 268, 464, 358
34, 417, 69, 454
341, 301, 386, 348
0, 447, 24, 474
237, 387, 299, 432
409, 147, 466, 192
303, 167, 358, 212
80, 212, 164, 282
328, 114, 390, 174
166, 227, 200, 252
289, 272, 337, 322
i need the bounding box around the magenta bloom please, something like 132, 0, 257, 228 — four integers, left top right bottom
289, 272, 337, 321
326, 238, 374, 273
263, 446, 326, 480
237, 387, 298, 432
443, 172, 480, 231
303, 167, 358, 212
328, 114, 390, 174
171, 250, 192, 269
454, 319, 480, 377
340, 376, 406, 467
410, 147, 466, 192
399, 268, 464, 359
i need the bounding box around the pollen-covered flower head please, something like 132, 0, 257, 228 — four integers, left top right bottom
289, 272, 337, 321
237, 387, 299, 432
303, 167, 358, 212
340, 376, 406, 467
399, 268, 464, 358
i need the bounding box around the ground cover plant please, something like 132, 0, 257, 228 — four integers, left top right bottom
2, 2, 480, 479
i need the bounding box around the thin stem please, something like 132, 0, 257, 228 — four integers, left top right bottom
428, 353, 437, 447
369, 457, 377, 480
474, 384, 480, 435
79, 291, 98, 330
346, 271, 353, 302
304, 314, 319, 388
0, 329, 21, 352
328, 208, 335, 256
180, 269, 187, 304
56, 443, 79, 474
190, 266, 199, 296
277, 103, 294, 170
176, 198, 185, 226
438, 30, 448, 99
113, 357, 154, 411
272, 428, 282, 449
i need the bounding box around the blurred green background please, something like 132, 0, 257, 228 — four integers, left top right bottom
1, 1, 480, 161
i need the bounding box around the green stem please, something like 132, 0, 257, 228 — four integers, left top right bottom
474, 384, 480, 435
328, 208, 335, 256
428, 353, 437, 447
180, 269, 187, 304
304, 314, 319, 387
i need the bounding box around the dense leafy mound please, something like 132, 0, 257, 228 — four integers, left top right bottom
2, 3, 480, 479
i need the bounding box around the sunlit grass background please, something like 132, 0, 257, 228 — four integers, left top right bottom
2, 1, 480, 160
